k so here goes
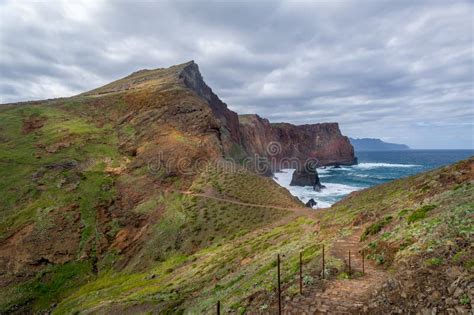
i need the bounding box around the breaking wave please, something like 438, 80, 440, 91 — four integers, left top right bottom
354, 162, 421, 169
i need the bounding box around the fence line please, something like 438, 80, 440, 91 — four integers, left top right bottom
213, 243, 367, 314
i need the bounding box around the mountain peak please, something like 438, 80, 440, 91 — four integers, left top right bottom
82, 60, 200, 96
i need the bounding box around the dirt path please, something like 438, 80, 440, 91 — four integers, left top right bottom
169, 189, 318, 217
283, 227, 386, 314
168, 188, 387, 313
162, 188, 389, 313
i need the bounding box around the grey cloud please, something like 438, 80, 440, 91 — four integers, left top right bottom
0, 0, 473, 149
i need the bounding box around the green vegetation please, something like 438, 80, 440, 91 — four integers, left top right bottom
360, 216, 393, 241
337, 272, 351, 280
0, 261, 93, 312
0, 96, 472, 314
190, 165, 302, 208
425, 257, 443, 266
0, 101, 124, 311
407, 204, 436, 223
397, 208, 411, 218
0, 104, 121, 242
52, 215, 324, 314
460, 294, 470, 305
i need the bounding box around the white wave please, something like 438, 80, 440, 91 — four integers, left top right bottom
354, 162, 421, 169
272, 168, 295, 187
347, 172, 370, 178
325, 166, 351, 171
273, 169, 364, 208
316, 167, 330, 174
314, 182, 364, 197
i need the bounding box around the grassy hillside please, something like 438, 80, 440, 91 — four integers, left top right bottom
0, 97, 302, 313
2, 144, 470, 314
189, 164, 303, 208
50, 160, 474, 314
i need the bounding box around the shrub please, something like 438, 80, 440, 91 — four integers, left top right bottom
464, 260, 474, 271
460, 294, 470, 305
360, 216, 393, 241
425, 257, 443, 266
303, 275, 315, 285
337, 272, 351, 279
407, 205, 436, 223
398, 208, 411, 218
375, 254, 385, 265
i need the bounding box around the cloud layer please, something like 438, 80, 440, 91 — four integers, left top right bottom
1, 0, 473, 148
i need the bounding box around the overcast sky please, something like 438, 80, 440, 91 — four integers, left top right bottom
1, 0, 473, 149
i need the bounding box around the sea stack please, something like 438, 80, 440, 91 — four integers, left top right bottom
290, 163, 326, 191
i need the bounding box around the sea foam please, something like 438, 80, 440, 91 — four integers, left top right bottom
273, 169, 363, 209
354, 162, 421, 169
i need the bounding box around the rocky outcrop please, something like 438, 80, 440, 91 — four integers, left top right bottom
82, 61, 241, 178
366, 255, 473, 314
290, 166, 326, 191
305, 198, 317, 208
239, 114, 356, 168
178, 61, 242, 155
82, 61, 355, 175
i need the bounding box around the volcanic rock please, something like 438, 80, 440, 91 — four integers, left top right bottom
290, 164, 326, 191
305, 198, 317, 208
238, 114, 356, 169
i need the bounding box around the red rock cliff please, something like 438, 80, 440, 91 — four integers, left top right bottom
178, 61, 242, 154
239, 114, 356, 167
82, 61, 355, 170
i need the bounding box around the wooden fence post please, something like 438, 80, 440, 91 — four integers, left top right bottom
277, 254, 282, 315
348, 250, 351, 276
362, 249, 365, 275
322, 244, 325, 279
299, 251, 303, 294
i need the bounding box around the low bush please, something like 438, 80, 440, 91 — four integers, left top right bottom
424, 257, 443, 266
360, 216, 393, 241
407, 205, 436, 223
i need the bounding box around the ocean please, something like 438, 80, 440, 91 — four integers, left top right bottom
273, 150, 474, 208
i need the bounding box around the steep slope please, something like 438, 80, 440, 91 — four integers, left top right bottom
81, 60, 240, 171
82, 60, 242, 157
0, 62, 303, 313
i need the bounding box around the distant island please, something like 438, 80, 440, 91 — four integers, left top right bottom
349, 137, 410, 151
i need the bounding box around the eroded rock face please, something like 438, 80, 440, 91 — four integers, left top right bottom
0, 205, 82, 287
92, 62, 355, 172
178, 61, 242, 155
114, 62, 355, 171
305, 198, 317, 208
239, 114, 356, 169
290, 166, 326, 191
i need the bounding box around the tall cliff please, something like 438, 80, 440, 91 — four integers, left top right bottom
239, 114, 356, 168
75, 60, 254, 180
82, 61, 355, 171
177, 62, 242, 154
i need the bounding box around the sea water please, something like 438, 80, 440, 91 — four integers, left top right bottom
273, 150, 474, 208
